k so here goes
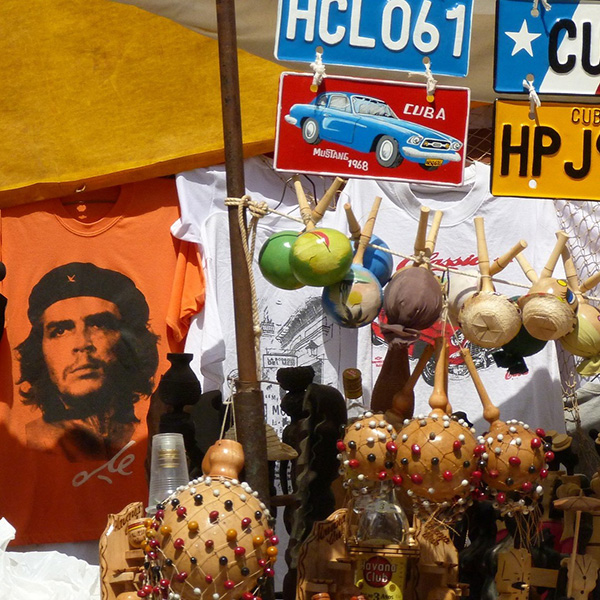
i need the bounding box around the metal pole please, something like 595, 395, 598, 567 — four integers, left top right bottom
215, 0, 270, 507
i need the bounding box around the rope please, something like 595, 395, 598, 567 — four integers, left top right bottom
523, 78, 541, 120
225, 194, 264, 378
532, 0, 551, 13
310, 50, 326, 91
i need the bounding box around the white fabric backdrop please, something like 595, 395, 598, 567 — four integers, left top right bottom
111, 0, 497, 102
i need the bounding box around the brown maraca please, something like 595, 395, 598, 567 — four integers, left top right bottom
141, 439, 276, 600
518, 231, 578, 340
381, 206, 444, 344
395, 338, 478, 509
460, 348, 548, 506
458, 217, 522, 348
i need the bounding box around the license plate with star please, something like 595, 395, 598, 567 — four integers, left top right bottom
495, 0, 600, 94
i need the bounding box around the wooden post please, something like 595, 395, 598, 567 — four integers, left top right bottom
215, 0, 270, 507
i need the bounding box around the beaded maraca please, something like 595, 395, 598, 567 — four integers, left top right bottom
458, 217, 522, 349
395, 338, 478, 517
140, 440, 275, 600
460, 348, 548, 511
322, 197, 384, 328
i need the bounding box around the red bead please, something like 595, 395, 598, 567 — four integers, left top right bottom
264, 567, 275, 578
521, 481, 533, 492
205, 539, 214, 549
209, 510, 219, 522
348, 459, 360, 469
155, 509, 165, 520
258, 559, 267, 567
474, 444, 486, 456
336, 440, 346, 452
477, 490, 487, 500
386, 441, 398, 453
137, 590, 149, 598
540, 468, 548, 479
392, 475, 403, 486
378, 470, 388, 480
147, 550, 157, 560
152, 586, 161, 595
241, 517, 252, 528
159, 579, 170, 589
264, 529, 274, 537
545, 451, 555, 462
496, 492, 506, 504
453, 440, 462, 451
175, 572, 188, 582
410, 473, 423, 485
173, 538, 185, 550
530, 437, 542, 449
269, 535, 279, 546
471, 470, 483, 481
142, 584, 153, 594
411, 444, 421, 455
442, 470, 453, 481
224, 580, 236, 590
488, 469, 499, 479
176, 506, 187, 518
536, 428, 546, 438
205, 575, 213, 584
242, 593, 254, 600
235, 546, 246, 556
149, 538, 160, 548
508, 456, 521, 466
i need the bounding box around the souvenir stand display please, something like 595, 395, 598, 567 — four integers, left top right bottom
6, 2, 600, 600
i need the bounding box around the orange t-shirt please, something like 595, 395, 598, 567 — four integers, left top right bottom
0, 178, 205, 545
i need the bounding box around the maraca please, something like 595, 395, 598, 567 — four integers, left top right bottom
322, 197, 383, 328
518, 231, 578, 341
458, 217, 522, 348
290, 177, 353, 287
381, 207, 444, 343
344, 202, 393, 286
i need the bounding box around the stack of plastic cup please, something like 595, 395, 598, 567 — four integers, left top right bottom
147, 432, 190, 515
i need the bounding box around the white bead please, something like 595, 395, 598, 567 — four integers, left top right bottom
523, 424, 530, 430
495, 448, 502, 455
497, 434, 504, 441
458, 419, 464, 425
259, 502, 266, 509
515, 438, 522, 446
355, 423, 362, 430
470, 427, 476, 433
509, 426, 517, 433
213, 489, 220, 497
387, 425, 393, 432
343, 459, 349, 466
482, 452, 489, 460
428, 488, 435, 495
213, 594, 220, 600
369, 420, 377, 429
253, 491, 259, 497
365, 411, 373, 418
487, 437, 493, 445
403, 419, 410, 426
407, 489, 414, 496
443, 422, 450, 428
402, 434, 408, 442
367, 437, 375, 444
205, 477, 212, 485
239, 494, 247, 501
458, 434, 465, 442
377, 432, 387, 441
536, 486, 544, 495
431, 414, 438, 421
379, 420, 386, 428
193, 589, 202, 596
224, 481, 231, 488
358, 474, 365, 481
189, 487, 196, 495
461, 479, 469, 487
232, 479, 239, 485
420, 420, 427, 427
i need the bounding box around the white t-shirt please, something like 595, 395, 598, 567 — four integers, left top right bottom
341, 161, 566, 434
172, 156, 365, 433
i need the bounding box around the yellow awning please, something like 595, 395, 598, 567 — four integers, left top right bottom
0, 0, 286, 207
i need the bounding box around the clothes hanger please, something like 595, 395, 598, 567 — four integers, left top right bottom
61, 184, 121, 206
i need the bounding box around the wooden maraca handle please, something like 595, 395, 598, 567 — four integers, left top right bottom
413, 206, 430, 264
560, 244, 581, 297
460, 347, 500, 426
429, 337, 449, 415
540, 231, 569, 279
312, 177, 345, 225
391, 342, 435, 420
344, 203, 362, 241
293, 176, 314, 230
581, 271, 600, 295
489, 240, 528, 276
424, 210, 443, 261
474, 216, 493, 293
516, 252, 539, 283
353, 196, 381, 266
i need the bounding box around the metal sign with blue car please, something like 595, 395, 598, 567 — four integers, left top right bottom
275, 0, 474, 77
495, 0, 600, 94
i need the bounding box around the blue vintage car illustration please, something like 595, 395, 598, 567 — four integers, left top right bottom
284, 92, 463, 170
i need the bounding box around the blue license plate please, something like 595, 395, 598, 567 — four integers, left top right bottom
275, 0, 474, 77
495, 0, 600, 94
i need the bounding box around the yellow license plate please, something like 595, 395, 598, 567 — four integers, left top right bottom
425, 158, 443, 167
492, 100, 600, 201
